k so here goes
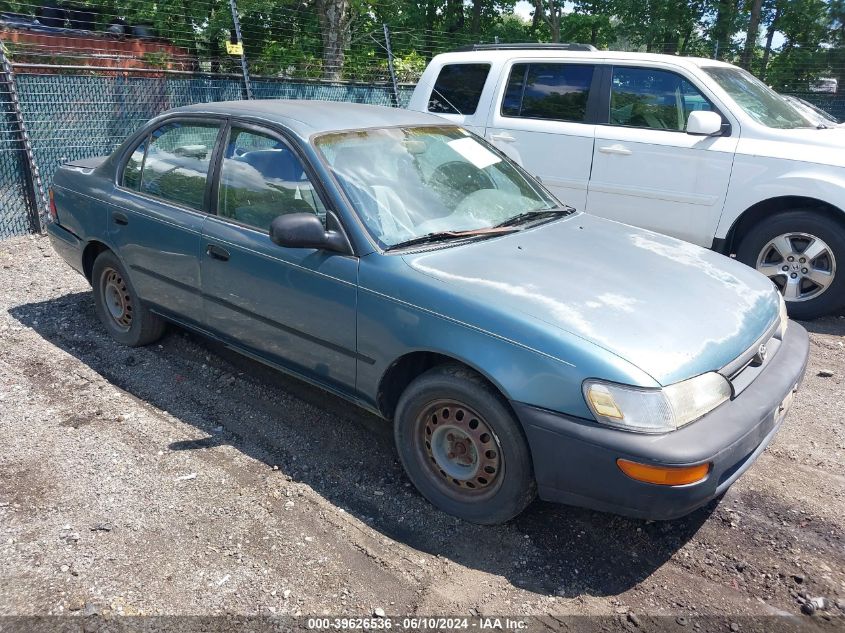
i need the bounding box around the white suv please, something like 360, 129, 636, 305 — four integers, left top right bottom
407, 44, 845, 318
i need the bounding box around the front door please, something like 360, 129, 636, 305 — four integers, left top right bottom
200, 123, 358, 392
486, 61, 599, 211
586, 65, 738, 247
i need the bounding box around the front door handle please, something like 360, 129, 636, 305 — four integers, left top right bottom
489, 133, 516, 143
206, 244, 230, 262
112, 211, 128, 225
598, 144, 632, 156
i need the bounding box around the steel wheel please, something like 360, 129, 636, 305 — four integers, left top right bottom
417, 400, 504, 499
100, 267, 133, 331
755, 232, 836, 302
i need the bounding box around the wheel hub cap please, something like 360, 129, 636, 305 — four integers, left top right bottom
756, 232, 836, 302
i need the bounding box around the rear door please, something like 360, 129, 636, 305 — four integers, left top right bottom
200, 122, 358, 393
109, 118, 223, 322
485, 60, 601, 211
585, 65, 738, 246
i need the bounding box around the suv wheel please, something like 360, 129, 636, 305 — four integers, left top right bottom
737, 210, 845, 319
92, 250, 166, 346
394, 363, 536, 525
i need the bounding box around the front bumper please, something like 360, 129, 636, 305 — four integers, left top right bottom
514, 320, 810, 520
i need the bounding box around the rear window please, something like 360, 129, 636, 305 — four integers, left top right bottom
502, 63, 595, 122
427, 64, 491, 115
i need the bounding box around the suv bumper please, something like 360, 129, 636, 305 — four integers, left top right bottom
514, 321, 810, 520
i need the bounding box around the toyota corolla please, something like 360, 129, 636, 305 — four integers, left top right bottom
47, 101, 809, 524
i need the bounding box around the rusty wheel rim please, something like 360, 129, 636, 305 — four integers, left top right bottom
416, 400, 503, 499
101, 267, 133, 331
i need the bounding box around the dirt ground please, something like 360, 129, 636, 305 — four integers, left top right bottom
1, 234, 844, 628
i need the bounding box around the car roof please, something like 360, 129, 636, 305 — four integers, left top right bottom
430, 48, 737, 71
169, 99, 445, 137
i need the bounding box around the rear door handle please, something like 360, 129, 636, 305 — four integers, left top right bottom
112, 211, 128, 225
598, 144, 632, 156
489, 133, 516, 143
206, 244, 230, 262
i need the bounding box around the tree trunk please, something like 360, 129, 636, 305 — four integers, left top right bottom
471, 0, 482, 35
531, 0, 543, 32
740, 0, 763, 69
316, 0, 350, 81
761, 6, 781, 80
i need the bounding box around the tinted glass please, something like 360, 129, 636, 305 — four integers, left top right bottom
122, 138, 146, 190
427, 64, 491, 115
218, 128, 325, 232
610, 67, 714, 131
502, 63, 594, 122
140, 122, 220, 210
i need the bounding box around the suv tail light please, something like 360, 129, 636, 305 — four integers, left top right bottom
49, 188, 57, 221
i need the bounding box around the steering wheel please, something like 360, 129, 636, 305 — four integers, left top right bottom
428, 161, 495, 207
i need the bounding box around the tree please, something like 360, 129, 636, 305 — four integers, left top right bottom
315, 0, 352, 80
741, 0, 764, 69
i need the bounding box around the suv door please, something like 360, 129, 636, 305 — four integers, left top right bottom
111, 118, 223, 322
585, 65, 738, 246
486, 61, 600, 211
200, 122, 358, 393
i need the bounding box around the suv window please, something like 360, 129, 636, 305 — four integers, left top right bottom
139, 122, 221, 210
428, 64, 491, 115
610, 67, 715, 131
502, 63, 595, 122
218, 127, 326, 232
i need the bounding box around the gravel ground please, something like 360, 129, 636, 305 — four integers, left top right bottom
1, 234, 844, 627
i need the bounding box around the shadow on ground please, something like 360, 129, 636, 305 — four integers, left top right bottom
6, 291, 745, 598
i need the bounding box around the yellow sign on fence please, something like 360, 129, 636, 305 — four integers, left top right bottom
226, 42, 243, 55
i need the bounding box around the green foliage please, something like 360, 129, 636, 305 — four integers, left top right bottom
0, 0, 839, 91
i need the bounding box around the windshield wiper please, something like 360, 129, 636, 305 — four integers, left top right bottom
386, 226, 517, 251
494, 206, 575, 228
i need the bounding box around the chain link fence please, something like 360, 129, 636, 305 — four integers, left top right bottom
0, 0, 842, 240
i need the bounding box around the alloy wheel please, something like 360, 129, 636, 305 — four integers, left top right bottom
755, 232, 836, 302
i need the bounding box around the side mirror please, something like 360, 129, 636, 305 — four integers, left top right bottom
686, 110, 724, 136
269, 213, 348, 252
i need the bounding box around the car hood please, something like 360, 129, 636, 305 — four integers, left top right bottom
738, 128, 845, 168
402, 214, 779, 386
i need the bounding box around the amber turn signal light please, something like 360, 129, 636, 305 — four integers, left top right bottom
617, 459, 711, 486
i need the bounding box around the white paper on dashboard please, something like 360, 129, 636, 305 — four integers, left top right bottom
447, 137, 501, 169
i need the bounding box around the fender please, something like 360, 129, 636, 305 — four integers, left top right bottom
716, 156, 845, 241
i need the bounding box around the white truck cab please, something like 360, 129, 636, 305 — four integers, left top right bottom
407, 44, 845, 318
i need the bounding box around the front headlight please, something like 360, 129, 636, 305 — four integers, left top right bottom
583, 373, 731, 433
778, 293, 789, 339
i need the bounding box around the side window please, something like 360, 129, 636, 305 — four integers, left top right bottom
610, 67, 714, 131
122, 137, 147, 191
502, 63, 595, 122
218, 127, 326, 233
139, 122, 220, 210
427, 64, 491, 115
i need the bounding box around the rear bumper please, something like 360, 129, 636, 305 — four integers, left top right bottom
515, 321, 810, 520
46, 221, 84, 276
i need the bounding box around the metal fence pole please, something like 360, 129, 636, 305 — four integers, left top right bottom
229, 0, 253, 100
0, 39, 46, 233
383, 23, 400, 108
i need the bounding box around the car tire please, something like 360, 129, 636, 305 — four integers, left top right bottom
737, 210, 845, 319
394, 363, 537, 525
91, 250, 165, 347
